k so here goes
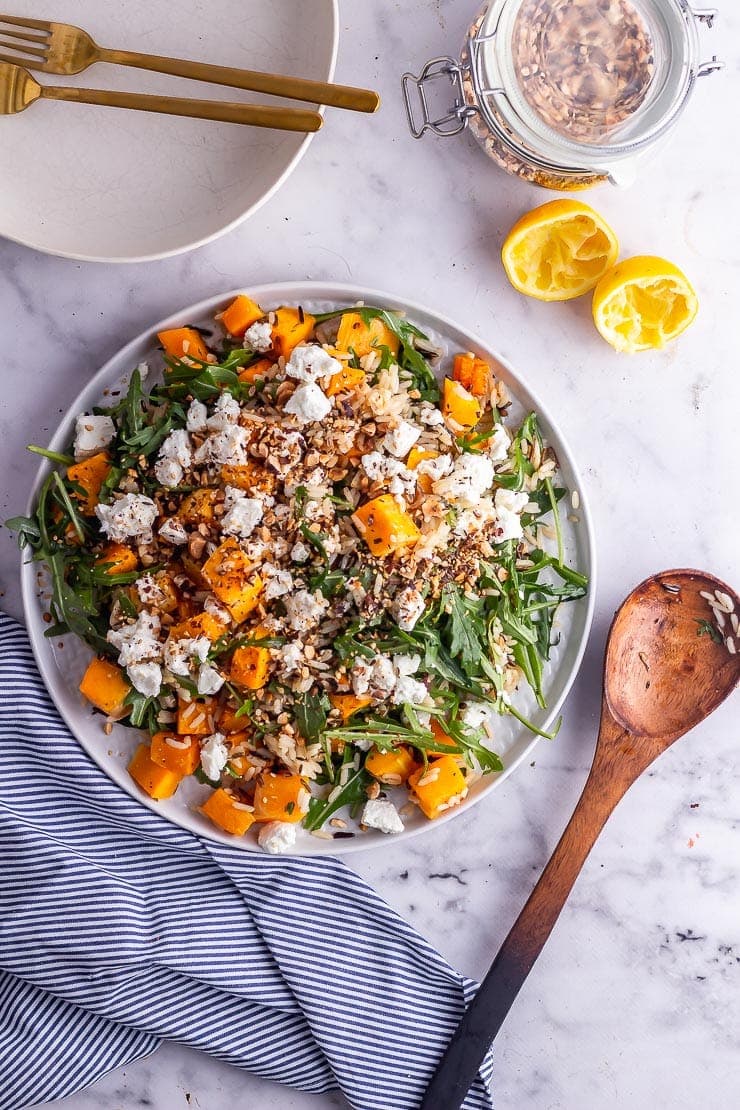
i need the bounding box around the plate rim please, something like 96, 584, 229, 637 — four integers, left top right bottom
0, 0, 339, 264
21, 280, 597, 854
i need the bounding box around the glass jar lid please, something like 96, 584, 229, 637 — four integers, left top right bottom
475, 0, 720, 173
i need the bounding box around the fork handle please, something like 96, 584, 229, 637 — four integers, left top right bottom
39, 84, 322, 131
98, 47, 380, 113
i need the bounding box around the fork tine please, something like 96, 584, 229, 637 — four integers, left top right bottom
0, 12, 52, 31
0, 26, 49, 45
0, 49, 43, 68
0, 36, 46, 57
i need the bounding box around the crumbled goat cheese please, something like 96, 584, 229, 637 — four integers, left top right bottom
284, 382, 334, 424
107, 610, 162, 667
433, 453, 495, 506
453, 497, 497, 537
263, 565, 294, 600
416, 454, 454, 482
186, 399, 208, 433
361, 798, 405, 835
392, 586, 426, 631
197, 663, 224, 696
493, 489, 529, 542
291, 541, 310, 564
200, 733, 229, 781
487, 424, 511, 463
193, 424, 250, 468
206, 391, 241, 431
164, 634, 210, 677
154, 457, 184, 488
258, 821, 298, 854
383, 420, 422, 458
243, 320, 272, 353
351, 653, 397, 698
361, 452, 417, 497
136, 574, 169, 609
158, 517, 188, 546
395, 653, 421, 676
155, 429, 192, 485
392, 674, 428, 706
418, 402, 445, 427
73, 413, 116, 461
286, 343, 341, 383
126, 661, 163, 698
95, 494, 157, 542
462, 702, 491, 730
221, 488, 263, 539
283, 589, 329, 633
280, 641, 304, 673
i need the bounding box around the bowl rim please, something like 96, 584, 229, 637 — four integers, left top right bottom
0, 0, 339, 265
21, 280, 597, 854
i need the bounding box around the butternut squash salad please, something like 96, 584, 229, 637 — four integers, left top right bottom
10, 295, 587, 850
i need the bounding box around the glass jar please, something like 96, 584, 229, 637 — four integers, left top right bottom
402, 0, 723, 189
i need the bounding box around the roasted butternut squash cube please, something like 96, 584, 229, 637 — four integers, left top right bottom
128, 743, 182, 800
441, 378, 482, 429
220, 294, 264, 337
335, 312, 400, 359
95, 542, 138, 576
220, 461, 278, 496
66, 452, 111, 515
168, 610, 227, 643
406, 447, 439, 494
158, 327, 209, 362
201, 788, 256, 836
453, 353, 492, 398
365, 745, 417, 785
408, 754, 468, 819
177, 488, 219, 525
231, 637, 271, 690
217, 702, 250, 733
352, 494, 421, 558
271, 306, 316, 358
177, 695, 216, 735
324, 364, 366, 397
238, 358, 274, 384
79, 657, 130, 718
253, 773, 309, 823
202, 538, 264, 623
150, 731, 201, 777
329, 693, 372, 722
429, 718, 460, 751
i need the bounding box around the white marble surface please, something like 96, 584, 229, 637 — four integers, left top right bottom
2, 1, 740, 1108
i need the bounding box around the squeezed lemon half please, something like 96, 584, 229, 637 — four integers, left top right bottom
502, 199, 620, 302
592, 256, 699, 353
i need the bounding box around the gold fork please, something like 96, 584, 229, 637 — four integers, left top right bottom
0, 61, 322, 129
0, 14, 380, 112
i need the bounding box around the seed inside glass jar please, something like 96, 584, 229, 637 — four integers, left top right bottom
512, 0, 655, 143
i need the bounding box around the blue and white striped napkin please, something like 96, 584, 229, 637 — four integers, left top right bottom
0, 614, 493, 1110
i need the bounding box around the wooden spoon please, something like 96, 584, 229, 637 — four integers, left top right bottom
421, 569, 740, 1110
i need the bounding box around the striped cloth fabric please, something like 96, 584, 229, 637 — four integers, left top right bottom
0, 614, 494, 1110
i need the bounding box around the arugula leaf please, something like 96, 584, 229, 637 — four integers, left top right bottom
299, 523, 328, 560
304, 751, 371, 831
294, 690, 328, 743
696, 619, 722, 644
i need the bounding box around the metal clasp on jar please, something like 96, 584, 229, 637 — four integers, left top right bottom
688, 7, 725, 77
401, 57, 478, 138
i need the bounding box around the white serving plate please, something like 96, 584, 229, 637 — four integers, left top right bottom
21, 281, 596, 854
0, 0, 337, 262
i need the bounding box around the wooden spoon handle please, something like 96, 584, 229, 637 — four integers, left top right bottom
421, 715, 644, 1110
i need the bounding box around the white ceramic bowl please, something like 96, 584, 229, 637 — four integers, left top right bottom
0, 1, 337, 262
21, 282, 596, 853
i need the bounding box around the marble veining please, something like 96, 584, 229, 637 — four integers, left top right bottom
1, 0, 739, 1108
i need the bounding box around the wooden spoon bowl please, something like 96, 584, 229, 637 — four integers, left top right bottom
422, 569, 740, 1110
